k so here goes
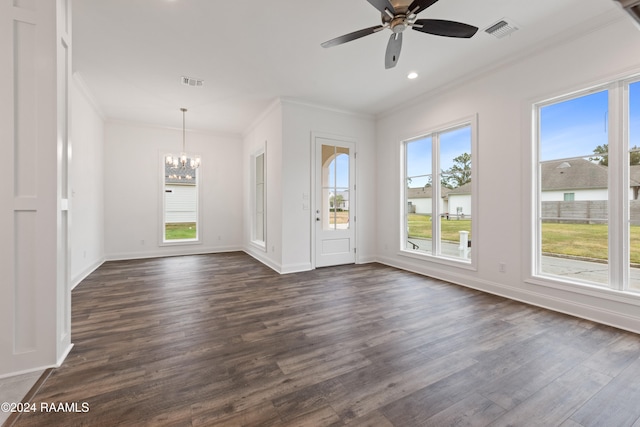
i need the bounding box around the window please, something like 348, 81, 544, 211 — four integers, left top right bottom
252, 150, 266, 246
323, 146, 350, 231
534, 77, 640, 293
162, 155, 199, 243
403, 118, 476, 263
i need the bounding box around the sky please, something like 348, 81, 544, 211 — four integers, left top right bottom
540, 80, 640, 162
406, 125, 472, 188
328, 153, 349, 190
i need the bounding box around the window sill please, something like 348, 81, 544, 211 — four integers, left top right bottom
398, 249, 477, 271
526, 274, 640, 306
160, 239, 201, 247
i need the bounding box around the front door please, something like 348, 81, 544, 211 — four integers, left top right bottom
314, 136, 355, 267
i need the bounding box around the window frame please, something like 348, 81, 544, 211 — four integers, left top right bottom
251, 146, 267, 250
528, 74, 640, 298
400, 114, 478, 270
159, 151, 202, 246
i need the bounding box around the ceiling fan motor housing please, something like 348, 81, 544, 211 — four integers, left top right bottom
391, 17, 408, 33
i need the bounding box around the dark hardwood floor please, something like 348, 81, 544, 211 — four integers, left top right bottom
11, 252, 640, 426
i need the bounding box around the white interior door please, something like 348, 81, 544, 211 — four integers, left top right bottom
314, 137, 355, 267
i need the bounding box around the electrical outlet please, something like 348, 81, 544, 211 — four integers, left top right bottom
499, 262, 506, 273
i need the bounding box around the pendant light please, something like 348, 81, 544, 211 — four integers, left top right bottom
165, 108, 201, 169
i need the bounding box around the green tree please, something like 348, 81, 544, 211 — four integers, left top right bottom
590, 144, 609, 166
591, 144, 640, 166
330, 194, 344, 209
441, 153, 471, 189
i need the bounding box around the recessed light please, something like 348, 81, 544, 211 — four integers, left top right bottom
407, 72, 418, 80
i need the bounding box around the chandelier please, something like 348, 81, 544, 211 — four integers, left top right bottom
165, 107, 201, 169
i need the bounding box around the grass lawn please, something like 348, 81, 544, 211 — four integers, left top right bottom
409, 214, 640, 263
408, 214, 471, 242
165, 222, 197, 240
330, 210, 350, 224
542, 222, 640, 264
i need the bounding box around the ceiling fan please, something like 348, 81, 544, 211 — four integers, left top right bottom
321, 0, 479, 69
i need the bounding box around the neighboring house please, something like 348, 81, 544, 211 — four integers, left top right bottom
329, 190, 350, 210
540, 159, 608, 201
447, 182, 472, 218
630, 164, 640, 199
407, 186, 450, 215
541, 158, 640, 201
540, 159, 640, 223
165, 164, 197, 223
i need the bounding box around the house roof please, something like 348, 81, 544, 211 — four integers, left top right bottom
447, 182, 472, 195
407, 186, 451, 199
541, 159, 608, 191
630, 165, 640, 185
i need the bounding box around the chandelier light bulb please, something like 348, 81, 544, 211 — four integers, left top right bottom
166, 108, 200, 171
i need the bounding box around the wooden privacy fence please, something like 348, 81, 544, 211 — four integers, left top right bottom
542, 200, 640, 223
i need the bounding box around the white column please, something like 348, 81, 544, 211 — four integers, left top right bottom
0, 0, 72, 377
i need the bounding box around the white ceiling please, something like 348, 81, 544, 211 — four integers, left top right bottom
72, 0, 623, 134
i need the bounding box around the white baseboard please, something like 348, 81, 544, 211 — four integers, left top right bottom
357, 255, 377, 264
244, 248, 282, 273
106, 245, 243, 262
0, 365, 51, 380
71, 257, 105, 290
280, 262, 313, 274
56, 344, 74, 368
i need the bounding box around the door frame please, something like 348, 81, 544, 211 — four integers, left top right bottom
311, 132, 357, 269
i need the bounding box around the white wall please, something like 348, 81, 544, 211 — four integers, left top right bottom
70, 77, 105, 288
409, 198, 430, 215
376, 18, 640, 333
242, 100, 376, 273
281, 100, 377, 271
104, 121, 243, 259
541, 188, 608, 201
243, 101, 283, 271
448, 194, 472, 217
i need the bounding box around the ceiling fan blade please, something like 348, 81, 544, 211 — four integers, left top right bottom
412, 19, 479, 38
408, 0, 439, 15
321, 25, 385, 48
366, 0, 396, 16
385, 32, 402, 69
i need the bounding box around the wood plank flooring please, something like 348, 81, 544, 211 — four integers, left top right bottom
10, 252, 640, 426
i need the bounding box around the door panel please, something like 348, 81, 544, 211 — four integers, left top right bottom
315, 137, 355, 267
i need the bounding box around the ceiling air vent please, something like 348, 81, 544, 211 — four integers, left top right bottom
180, 76, 204, 87
613, 0, 640, 28
484, 19, 519, 39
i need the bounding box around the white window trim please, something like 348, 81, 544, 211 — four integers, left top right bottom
399, 114, 478, 270
159, 151, 202, 247
526, 72, 640, 298
250, 145, 267, 251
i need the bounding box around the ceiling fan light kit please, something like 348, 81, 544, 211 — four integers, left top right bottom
321, 0, 478, 69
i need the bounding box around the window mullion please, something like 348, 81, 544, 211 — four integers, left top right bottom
433, 132, 441, 255
609, 83, 626, 290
